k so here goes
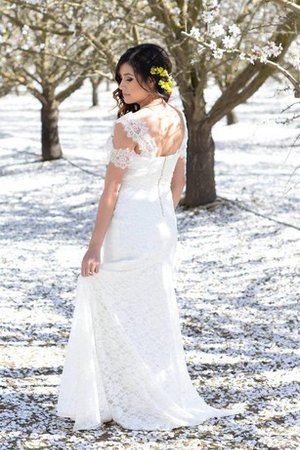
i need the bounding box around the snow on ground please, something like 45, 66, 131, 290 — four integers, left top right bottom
0, 78, 299, 450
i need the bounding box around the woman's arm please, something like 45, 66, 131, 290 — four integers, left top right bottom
81, 122, 135, 277
81, 169, 123, 277
171, 156, 186, 209
88, 187, 120, 250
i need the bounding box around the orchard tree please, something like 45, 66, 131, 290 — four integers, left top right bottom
151, 0, 300, 206
112, 0, 300, 206
0, 0, 121, 160
89, 75, 103, 107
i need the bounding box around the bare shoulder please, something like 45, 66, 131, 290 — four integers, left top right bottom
134, 104, 183, 124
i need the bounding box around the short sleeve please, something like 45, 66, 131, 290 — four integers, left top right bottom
108, 121, 136, 170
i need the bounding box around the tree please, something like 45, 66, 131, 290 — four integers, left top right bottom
112, 0, 300, 206
90, 75, 103, 107
0, 0, 117, 160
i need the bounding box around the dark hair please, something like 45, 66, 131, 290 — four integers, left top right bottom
113, 43, 172, 117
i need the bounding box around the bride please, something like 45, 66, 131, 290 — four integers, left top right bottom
56, 43, 242, 431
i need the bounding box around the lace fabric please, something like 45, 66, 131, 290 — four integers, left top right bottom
109, 147, 135, 170
56, 107, 243, 431
107, 108, 187, 169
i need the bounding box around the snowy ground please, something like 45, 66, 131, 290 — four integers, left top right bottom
0, 78, 299, 450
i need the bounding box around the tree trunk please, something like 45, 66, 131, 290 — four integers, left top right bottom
92, 83, 98, 106
226, 109, 237, 125
90, 78, 100, 106
184, 117, 216, 206
41, 98, 62, 161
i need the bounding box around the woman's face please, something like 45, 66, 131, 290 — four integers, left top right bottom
118, 62, 154, 105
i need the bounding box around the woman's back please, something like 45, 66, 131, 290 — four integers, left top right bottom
106, 105, 187, 192
129, 104, 186, 157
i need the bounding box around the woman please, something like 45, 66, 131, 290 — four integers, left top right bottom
56, 43, 242, 431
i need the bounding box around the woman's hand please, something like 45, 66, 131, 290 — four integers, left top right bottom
81, 245, 101, 277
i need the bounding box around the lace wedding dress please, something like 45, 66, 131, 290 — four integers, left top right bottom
56, 107, 241, 431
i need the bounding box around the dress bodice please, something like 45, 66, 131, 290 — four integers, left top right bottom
105, 108, 188, 190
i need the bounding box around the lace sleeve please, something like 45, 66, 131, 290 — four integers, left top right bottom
109, 147, 135, 169
108, 121, 136, 170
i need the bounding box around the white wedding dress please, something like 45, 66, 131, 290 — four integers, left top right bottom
56, 107, 241, 431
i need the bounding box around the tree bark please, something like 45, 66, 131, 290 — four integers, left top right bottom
182, 6, 299, 206
41, 98, 62, 161
92, 82, 99, 106
227, 109, 237, 125
90, 77, 101, 106
184, 116, 216, 206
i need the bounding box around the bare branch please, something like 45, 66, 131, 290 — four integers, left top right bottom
207, 7, 300, 125
267, 0, 300, 16
56, 76, 85, 103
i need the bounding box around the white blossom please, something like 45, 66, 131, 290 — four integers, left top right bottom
203, 0, 219, 8
259, 54, 268, 63
290, 53, 300, 70
212, 48, 224, 59
201, 11, 215, 24
210, 24, 225, 38
222, 35, 236, 49
266, 41, 283, 57
251, 44, 262, 56
22, 24, 30, 35
228, 24, 241, 37
190, 26, 201, 40
144, 17, 165, 31
248, 41, 283, 64
170, 6, 181, 15
208, 40, 217, 50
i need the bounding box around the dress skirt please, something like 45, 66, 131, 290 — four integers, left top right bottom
56, 182, 242, 431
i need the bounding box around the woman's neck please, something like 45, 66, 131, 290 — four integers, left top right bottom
139, 96, 166, 109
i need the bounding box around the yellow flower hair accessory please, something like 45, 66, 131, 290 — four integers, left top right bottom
150, 66, 173, 93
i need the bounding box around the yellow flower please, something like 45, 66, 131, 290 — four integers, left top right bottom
150, 66, 173, 93
150, 66, 169, 77
158, 79, 173, 93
